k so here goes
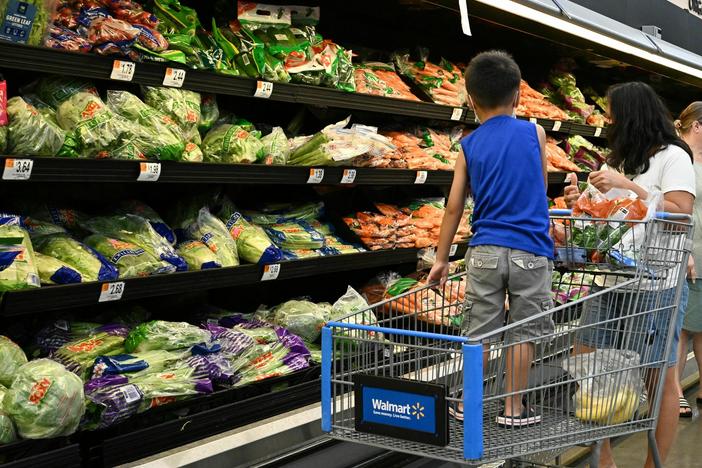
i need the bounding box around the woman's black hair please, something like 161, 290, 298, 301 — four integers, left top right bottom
606, 81, 692, 175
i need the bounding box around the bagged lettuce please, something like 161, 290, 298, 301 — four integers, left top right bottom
260, 126, 290, 165
119, 200, 176, 246
215, 195, 282, 264
6, 97, 74, 157
91, 349, 189, 380
4, 359, 85, 439
0, 335, 28, 387
0, 215, 40, 292
84, 235, 175, 278
176, 240, 222, 270
180, 208, 239, 267
33, 234, 118, 282
199, 94, 219, 134
53, 327, 129, 380
124, 320, 211, 353
202, 124, 264, 163
36, 76, 98, 109
243, 201, 324, 225
0, 384, 16, 444
143, 86, 201, 142
182, 141, 204, 162
271, 299, 328, 342
265, 221, 325, 250
35, 252, 82, 285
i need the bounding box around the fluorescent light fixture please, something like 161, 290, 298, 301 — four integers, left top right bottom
469, 0, 702, 80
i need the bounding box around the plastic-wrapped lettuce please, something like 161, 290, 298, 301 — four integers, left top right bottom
176, 240, 222, 270
119, 200, 176, 246
265, 221, 325, 250
36, 76, 98, 109
215, 195, 282, 264
243, 201, 324, 225
182, 141, 204, 162
181, 208, 239, 267
4, 359, 85, 439
91, 349, 189, 380
0, 384, 17, 445
0, 215, 40, 292
260, 127, 290, 165
82, 214, 187, 272
0, 335, 28, 387
143, 86, 201, 142
84, 234, 175, 278
271, 299, 328, 342
202, 124, 264, 163
53, 328, 129, 380
124, 320, 211, 353
106, 91, 186, 161
33, 234, 118, 282
6, 97, 70, 157
199, 94, 219, 134
35, 252, 82, 285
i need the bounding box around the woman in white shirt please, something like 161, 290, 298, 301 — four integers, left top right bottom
564, 82, 695, 468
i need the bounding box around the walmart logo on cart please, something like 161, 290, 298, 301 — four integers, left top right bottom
371, 399, 425, 420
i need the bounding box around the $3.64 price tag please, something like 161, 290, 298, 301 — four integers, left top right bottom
307, 168, 324, 184
3, 158, 33, 180
137, 162, 161, 182
99, 282, 125, 302
261, 264, 281, 281
341, 169, 357, 184
111, 60, 136, 81
254, 81, 274, 98
414, 171, 428, 184
163, 67, 186, 87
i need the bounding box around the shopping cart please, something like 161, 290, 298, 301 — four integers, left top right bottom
320, 210, 692, 467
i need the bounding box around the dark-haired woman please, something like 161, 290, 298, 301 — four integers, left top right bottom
564, 81, 694, 468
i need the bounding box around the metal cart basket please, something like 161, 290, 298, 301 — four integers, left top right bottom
321, 211, 692, 467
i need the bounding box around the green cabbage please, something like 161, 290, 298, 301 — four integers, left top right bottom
4, 359, 85, 439
124, 320, 211, 353
0, 336, 28, 387
202, 124, 264, 163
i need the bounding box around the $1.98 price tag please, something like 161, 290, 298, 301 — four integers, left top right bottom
261, 264, 281, 281
111, 60, 136, 81
3, 158, 33, 180
99, 282, 125, 302
137, 162, 161, 182
307, 168, 324, 184
163, 67, 186, 87
254, 81, 274, 98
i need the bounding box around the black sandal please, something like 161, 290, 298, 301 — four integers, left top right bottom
680, 397, 693, 418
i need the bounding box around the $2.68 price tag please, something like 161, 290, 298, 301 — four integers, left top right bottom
254, 81, 274, 98
261, 264, 281, 281
111, 60, 136, 81
307, 168, 324, 184
163, 67, 186, 87
137, 162, 161, 182
99, 282, 125, 302
3, 158, 33, 180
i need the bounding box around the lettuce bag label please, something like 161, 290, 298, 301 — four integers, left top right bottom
0, 1, 37, 44
28, 377, 52, 405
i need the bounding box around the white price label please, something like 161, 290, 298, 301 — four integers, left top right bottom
341, 169, 357, 184
594, 127, 603, 137
529, 117, 538, 124
120, 385, 141, 404
449, 244, 458, 256
2, 158, 33, 180
254, 81, 274, 98
137, 162, 161, 182
261, 264, 281, 281
414, 171, 428, 184
451, 108, 464, 121
307, 168, 324, 184
110, 60, 136, 81
552, 121, 562, 132
99, 282, 125, 302
163, 67, 186, 87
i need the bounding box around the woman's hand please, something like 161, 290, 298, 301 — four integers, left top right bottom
688, 256, 696, 283
589, 170, 631, 193
564, 173, 580, 208
427, 261, 449, 287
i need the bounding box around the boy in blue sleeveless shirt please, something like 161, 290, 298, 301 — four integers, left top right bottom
428, 51, 554, 427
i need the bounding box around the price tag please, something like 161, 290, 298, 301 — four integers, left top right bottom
261, 264, 281, 281
307, 168, 324, 184
254, 81, 274, 98
111, 60, 136, 81
414, 171, 428, 184
552, 121, 562, 132
99, 282, 125, 302
529, 117, 538, 124
163, 67, 186, 87
449, 244, 458, 256
451, 108, 464, 121
2, 158, 33, 180
341, 169, 357, 184
137, 162, 161, 182
594, 127, 603, 137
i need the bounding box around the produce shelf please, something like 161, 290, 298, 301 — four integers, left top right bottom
0, 244, 469, 317
0, 42, 607, 138
0, 440, 81, 468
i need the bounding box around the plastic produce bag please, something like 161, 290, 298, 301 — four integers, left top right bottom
35, 252, 83, 285
176, 240, 222, 270
36, 76, 98, 109
0, 335, 28, 387
119, 200, 176, 245
563, 349, 641, 424
4, 359, 85, 439
260, 127, 290, 165
0, 76, 6, 154
182, 141, 203, 162
34, 321, 104, 356
202, 124, 264, 163
199, 94, 219, 134
0, 0, 52, 46
6, 97, 71, 157
53, 328, 129, 380
180, 208, 239, 267
84, 234, 175, 277
265, 221, 325, 250
0, 215, 40, 292
271, 299, 328, 342
124, 320, 211, 353
91, 349, 189, 380
33, 234, 118, 282
243, 201, 324, 225
143, 86, 201, 142
0, 384, 16, 444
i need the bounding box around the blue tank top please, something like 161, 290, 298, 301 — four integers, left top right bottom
461, 115, 554, 259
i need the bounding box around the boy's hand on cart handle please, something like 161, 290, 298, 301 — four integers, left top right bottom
564, 172, 580, 208
428, 261, 449, 287
688, 256, 696, 283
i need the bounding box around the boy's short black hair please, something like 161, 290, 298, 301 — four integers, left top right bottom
465, 51, 521, 109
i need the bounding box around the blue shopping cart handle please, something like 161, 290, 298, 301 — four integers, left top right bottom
549, 209, 691, 221
549, 209, 572, 216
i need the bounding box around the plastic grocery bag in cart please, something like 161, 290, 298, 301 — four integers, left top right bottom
563, 349, 642, 424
